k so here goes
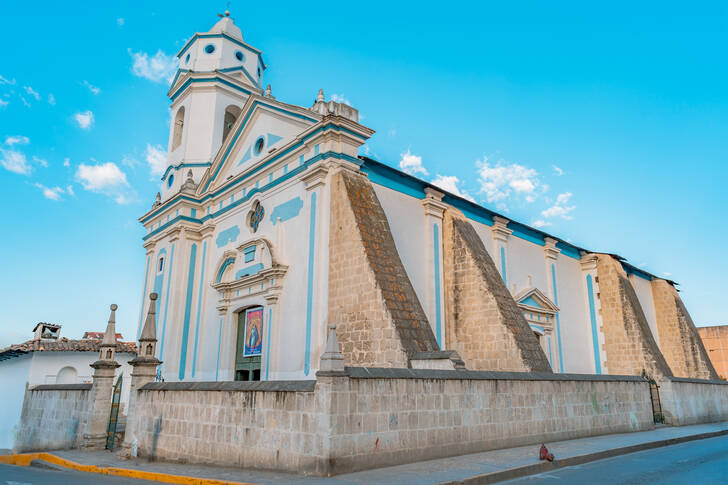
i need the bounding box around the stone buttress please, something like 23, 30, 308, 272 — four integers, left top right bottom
328, 168, 440, 367
442, 210, 552, 372
595, 254, 673, 378
651, 279, 718, 379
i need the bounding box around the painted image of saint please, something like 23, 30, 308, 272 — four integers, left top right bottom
243, 308, 263, 356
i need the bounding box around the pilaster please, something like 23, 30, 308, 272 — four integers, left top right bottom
421, 188, 448, 347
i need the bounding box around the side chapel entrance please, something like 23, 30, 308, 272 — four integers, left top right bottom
235, 307, 263, 381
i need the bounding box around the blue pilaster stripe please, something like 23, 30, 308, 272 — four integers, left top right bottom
191, 240, 207, 378
137, 255, 151, 339
215, 317, 223, 381
586, 274, 602, 374
265, 307, 273, 380
551, 263, 564, 373
433, 223, 442, 347
159, 244, 176, 367
500, 246, 507, 285
304, 191, 317, 375
547, 336, 553, 365
178, 243, 197, 381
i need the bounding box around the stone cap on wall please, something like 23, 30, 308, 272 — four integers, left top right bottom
346, 367, 648, 383
663, 376, 728, 386
140, 380, 316, 392
29, 384, 93, 391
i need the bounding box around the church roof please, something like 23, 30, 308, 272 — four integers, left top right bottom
0, 338, 137, 362
209, 16, 243, 40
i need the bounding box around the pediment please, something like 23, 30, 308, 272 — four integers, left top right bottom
514, 287, 559, 314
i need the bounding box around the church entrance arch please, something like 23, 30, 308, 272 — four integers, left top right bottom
235, 306, 264, 381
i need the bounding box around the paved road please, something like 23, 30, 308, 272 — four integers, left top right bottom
0, 463, 164, 484
503, 435, 728, 484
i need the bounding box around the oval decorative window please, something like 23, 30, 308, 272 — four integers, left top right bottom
167, 173, 174, 188
253, 136, 265, 156
249, 201, 264, 233
204, 44, 215, 54
185, 53, 190, 64
235, 50, 244, 62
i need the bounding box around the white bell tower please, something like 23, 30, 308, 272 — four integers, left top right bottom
161, 12, 266, 199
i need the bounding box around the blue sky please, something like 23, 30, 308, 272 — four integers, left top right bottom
0, 2, 726, 346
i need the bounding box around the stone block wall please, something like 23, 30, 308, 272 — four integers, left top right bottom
697, 325, 728, 379
659, 377, 728, 426
651, 279, 718, 380
595, 254, 673, 378
442, 211, 552, 372
328, 169, 439, 367
15, 384, 91, 452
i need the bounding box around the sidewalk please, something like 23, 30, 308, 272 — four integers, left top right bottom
16, 421, 728, 484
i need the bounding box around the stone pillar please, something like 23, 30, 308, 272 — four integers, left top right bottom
123, 293, 163, 455
421, 188, 448, 348
82, 304, 121, 449
263, 292, 280, 380
492, 216, 512, 286
543, 238, 563, 372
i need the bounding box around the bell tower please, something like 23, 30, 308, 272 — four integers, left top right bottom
161, 12, 266, 199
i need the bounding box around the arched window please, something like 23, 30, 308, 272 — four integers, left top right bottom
56, 366, 78, 384
172, 106, 185, 150
222, 105, 241, 143
146, 343, 154, 355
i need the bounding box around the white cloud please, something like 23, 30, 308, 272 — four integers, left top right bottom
129, 49, 177, 83
541, 192, 575, 219
23, 85, 40, 101
47, 93, 56, 105
0, 98, 8, 108
664, 272, 672, 277
117, 17, 125, 26
66, 185, 75, 196
552, 165, 564, 176
34, 183, 65, 201
74, 110, 94, 129
145, 144, 167, 175
330, 94, 351, 106
63, 157, 70, 167
82, 80, 101, 95
0, 75, 16, 85
399, 149, 428, 176
5, 135, 29, 146
76, 162, 128, 191
431, 174, 475, 202
32, 156, 48, 168
0, 149, 31, 174
21, 97, 30, 108
531, 219, 552, 228
477, 156, 541, 203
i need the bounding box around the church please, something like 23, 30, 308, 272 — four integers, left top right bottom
137, 14, 717, 384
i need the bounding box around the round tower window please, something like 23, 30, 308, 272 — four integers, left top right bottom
168, 174, 174, 188
204, 44, 215, 54
254, 137, 265, 156
235, 51, 244, 62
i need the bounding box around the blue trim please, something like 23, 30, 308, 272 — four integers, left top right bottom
265, 307, 273, 380
586, 274, 602, 374
161, 162, 211, 182
304, 191, 317, 375
217, 65, 257, 87
169, 69, 189, 90
176, 33, 266, 68
215, 317, 223, 381
178, 244, 198, 380
433, 223, 442, 347
170, 76, 253, 103
216, 225, 240, 248
216, 257, 235, 283
557, 241, 581, 260
529, 324, 545, 332
551, 264, 564, 373
137, 256, 151, 339
159, 244, 176, 365
520, 296, 543, 308
243, 245, 256, 262
509, 222, 546, 247
270, 197, 303, 225
500, 246, 507, 285
235, 262, 264, 279
623, 263, 653, 281
191, 240, 207, 378
547, 336, 553, 365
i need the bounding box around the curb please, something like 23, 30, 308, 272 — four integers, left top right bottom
0, 452, 259, 485
439, 429, 728, 484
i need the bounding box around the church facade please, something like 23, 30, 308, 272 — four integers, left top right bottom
137, 16, 716, 383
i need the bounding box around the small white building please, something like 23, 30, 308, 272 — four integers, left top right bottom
0, 323, 136, 449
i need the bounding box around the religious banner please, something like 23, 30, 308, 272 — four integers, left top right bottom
243, 307, 263, 357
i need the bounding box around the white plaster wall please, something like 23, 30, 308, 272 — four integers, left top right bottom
469, 220, 496, 256
0, 355, 31, 449
630, 275, 660, 346
505, 236, 549, 296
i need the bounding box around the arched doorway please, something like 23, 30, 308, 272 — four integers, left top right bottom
56, 366, 78, 384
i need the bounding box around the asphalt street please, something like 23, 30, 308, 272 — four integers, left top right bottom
0, 463, 165, 484
503, 435, 728, 484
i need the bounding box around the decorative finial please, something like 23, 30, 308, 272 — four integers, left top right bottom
317, 88, 324, 103
265, 84, 272, 97
319, 323, 345, 374
140, 293, 159, 344
101, 304, 118, 348
153, 192, 161, 208
110, 303, 118, 311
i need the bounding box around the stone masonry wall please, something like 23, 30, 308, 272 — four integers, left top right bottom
442, 211, 552, 372
15, 385, 91, 452
328, 169, 439, 367
651, 279, 718, 380
595, 254, 673, 378
659, 377, 728, 426
697, 325, 728, 379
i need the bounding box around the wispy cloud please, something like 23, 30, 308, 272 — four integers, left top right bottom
5, 135, 29, 146
76, 161, 134, 204
23, 85, 40, 101
0, 75, 16, 85
531, 219, 552, 228
145, 144, 167, 175
34, 183, 66, 201
32, 156, 48, 168
431, 174, 475, 202
476, 156, 542, 204
63, 157, 70, 167
129, 49, 177, 83
399, 149, 428, 176
541, 192, 575, 220
117, 17, 125, 27
330, 94, 351, 106
74, 110, 94, 129
0, 149, 30, 174
21, 97, 30, 108
0, 98, 8, 108
552, 165, 563, 176
82, 80, 101, 95
47, 93, 56, 105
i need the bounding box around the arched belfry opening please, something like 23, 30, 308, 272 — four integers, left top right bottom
222, 105, 242, 143
172, 106, 185, 150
